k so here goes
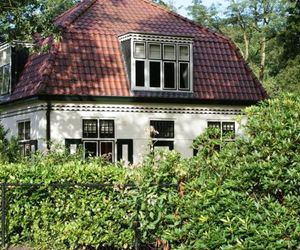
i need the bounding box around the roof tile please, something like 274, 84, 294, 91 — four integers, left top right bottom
10, 0, 266, 102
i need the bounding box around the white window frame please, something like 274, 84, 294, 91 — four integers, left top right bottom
17, 120, 31, 142
148, 43, 162, 60
178, 62, 190, 91
148, 59, 162, 89
128, 35, 193, 92
163, 61, 176, 90
163, 44, 176, 60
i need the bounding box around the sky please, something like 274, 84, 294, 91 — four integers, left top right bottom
173, 0, 228, 18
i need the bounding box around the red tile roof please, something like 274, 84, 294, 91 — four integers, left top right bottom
10, 0, 267, 103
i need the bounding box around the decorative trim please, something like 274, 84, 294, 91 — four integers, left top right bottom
119, 32, 194, 44
0, 104, 47, 119
50, 104, 243, 115
0, 104, 244, 120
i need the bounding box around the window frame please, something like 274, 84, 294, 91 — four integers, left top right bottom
148, 43, 162, 60
178, 62, 190, 91
134, 42, 146, 59
82, 119, 98, 139
17, 120, 31, 142
150, 120, 175, 139
163, 61, 176, 90
81, 118, 116, 162
0, 64, 11, 96
131, 40, 193, 92
207, 121, 236, 141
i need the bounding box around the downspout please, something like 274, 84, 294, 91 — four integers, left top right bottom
46, 101, 51, 150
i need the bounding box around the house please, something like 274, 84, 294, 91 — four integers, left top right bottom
0, 0, 266, 163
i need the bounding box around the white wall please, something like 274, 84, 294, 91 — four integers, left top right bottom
50, 102, 246, 163
0, 100, 246, 163
0, 102, 47, 150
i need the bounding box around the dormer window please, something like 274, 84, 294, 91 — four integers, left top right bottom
0, 64, 10, 95
120, 33, 193, 92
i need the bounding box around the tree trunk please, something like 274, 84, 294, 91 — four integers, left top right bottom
243, 31, 249, 61
259, 36, 266, 82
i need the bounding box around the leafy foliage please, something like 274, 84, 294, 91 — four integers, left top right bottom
0, 94, 300, 249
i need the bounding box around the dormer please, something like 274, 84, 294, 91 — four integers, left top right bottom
119, 33, 193, 92
0, 42, 31, 99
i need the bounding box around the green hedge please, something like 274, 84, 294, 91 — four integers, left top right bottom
0, 93, 299, 249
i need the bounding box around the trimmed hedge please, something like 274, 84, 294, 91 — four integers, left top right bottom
0, 93, 299, 249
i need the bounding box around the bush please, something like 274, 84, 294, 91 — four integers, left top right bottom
0, 93, 299, 249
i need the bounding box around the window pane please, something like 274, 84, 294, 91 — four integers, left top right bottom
134, 43, 145, 58
83, 119, 98, 138
0, 68, 3, 94
164, 62, 175, 89
100, 120, 114, 138
179, 63, 189, 89
18, 122, 25, 140
150, 61, 161, 88
222, 122, 235, 139
135, 61, 145, 87
84, 142, 98, 158
164, 45, 175, 60
208, 122, 221, 129
149, 44, 161, 59
179, 46, 189, 60
25, 121, 30, 140
208, 122, 221, 139
3, 65, 10, 94
100, 142, 113, 162
150, 121, 174, 138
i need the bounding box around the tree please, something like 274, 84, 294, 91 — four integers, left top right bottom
0, 0, 79, 42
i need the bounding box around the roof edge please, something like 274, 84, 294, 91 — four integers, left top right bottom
0, 94, 264, 107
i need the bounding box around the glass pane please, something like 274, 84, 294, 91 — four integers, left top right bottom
179, 63, 189, 89
134, 43, 145, 58
3, 65, 10, 94
164, 62, 175, 89
100, 142, 113, 162
150, 121, 174, 138
83, 119, 98, 138
135, 61, 145, 87
179, 46, 189, 60
222, 122, 235, 139
0, 67, 3, 94
84, 142, 98, 158
149, 44, 161, 59
150, 61, 161, 88
18, 122, 24, 140
25, 121, 30, 140
207, 122, 221, 139
164, 45, 175, 60
100, 120, 114, 138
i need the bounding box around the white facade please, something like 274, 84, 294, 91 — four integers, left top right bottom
0, 100, 245, 163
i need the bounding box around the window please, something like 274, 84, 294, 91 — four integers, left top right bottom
207, 121, 235, 140
82, 119, 115, 162
150, 120, 175, 151
83, 119, 98, 138
150, 120, 174, 138
100, 120, 114, 138
17, 121, 37, 156
0, 64, 10, 95
133, 42, 191, 91
18, 121, 30, 141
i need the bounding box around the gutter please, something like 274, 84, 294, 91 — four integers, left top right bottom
46, 101, 51, 150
